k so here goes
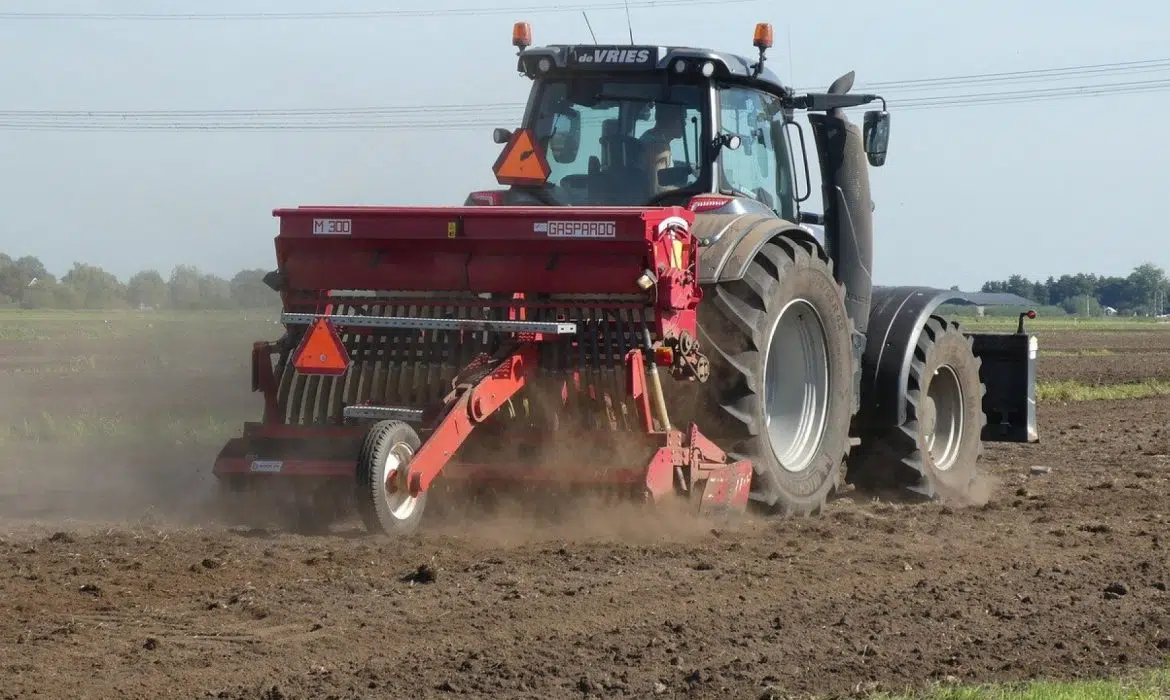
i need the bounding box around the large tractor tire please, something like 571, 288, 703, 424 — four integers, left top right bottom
696, 235, 858, 516
849, 315, 987, 500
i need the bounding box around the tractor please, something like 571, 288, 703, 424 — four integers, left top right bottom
212, 22, 1038, 534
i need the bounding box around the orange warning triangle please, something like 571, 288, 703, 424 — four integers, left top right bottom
492, 128, 551, 186
292, 317, 350, 376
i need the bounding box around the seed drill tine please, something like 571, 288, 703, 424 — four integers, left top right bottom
372, 308, 390, 404
346, 307, 369, 410
588, 310, 610, 430
615, 307, 632, 431
395, 306, 409, 396
399, 304, 418, 406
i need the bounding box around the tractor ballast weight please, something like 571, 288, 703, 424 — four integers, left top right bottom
213, 22, 1038, 533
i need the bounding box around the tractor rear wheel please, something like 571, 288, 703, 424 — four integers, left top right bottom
849, 315, 987, 500
355, 420, 428, 534
697, 235, 857, 516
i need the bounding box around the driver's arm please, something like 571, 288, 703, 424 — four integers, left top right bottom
639, 130, 673, 193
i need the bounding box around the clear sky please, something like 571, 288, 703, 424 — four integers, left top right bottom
0, 0, 1166, 291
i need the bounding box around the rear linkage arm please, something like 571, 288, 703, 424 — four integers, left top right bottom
395, 343, 539, 498
389, 338, 748, 514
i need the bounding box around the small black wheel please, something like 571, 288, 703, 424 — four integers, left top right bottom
850, 315, 987, 500
355, 420, 427, 535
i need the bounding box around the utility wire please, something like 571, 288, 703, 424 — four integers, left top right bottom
4, 63, 1170, 131
855, 57, 1170, 91
0, 0, 754, 20
3, 56, 1167, 124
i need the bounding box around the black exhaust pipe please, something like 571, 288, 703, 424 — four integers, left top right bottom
806, 74, 874, 334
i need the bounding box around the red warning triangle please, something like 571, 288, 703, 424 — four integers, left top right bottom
292, 317, 350, 376
492, 128, 551, 186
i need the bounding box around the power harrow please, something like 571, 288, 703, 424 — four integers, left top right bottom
214, 205, 750, 531
213, 22, 1040, 534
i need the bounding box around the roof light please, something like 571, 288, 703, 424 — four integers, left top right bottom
701, 61, 715, 77
512, 21, 532, 49
753, 22, 774, 49
673, 59, 687, 74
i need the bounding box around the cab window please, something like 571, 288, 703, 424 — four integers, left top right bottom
529, 78, 705, 206
717, 85, 794, 219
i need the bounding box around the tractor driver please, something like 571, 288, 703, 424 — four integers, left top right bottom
638, 102, 687, 196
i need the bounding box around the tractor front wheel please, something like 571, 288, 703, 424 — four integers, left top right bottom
849, 315, 987, 501
355, 420, 428, 535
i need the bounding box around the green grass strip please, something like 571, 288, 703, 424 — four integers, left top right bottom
866, 666, 1170, 699
1038, 379, 1170, 402
1041, 349, 1116, 357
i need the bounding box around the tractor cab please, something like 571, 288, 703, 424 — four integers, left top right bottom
470, 21, 891, 222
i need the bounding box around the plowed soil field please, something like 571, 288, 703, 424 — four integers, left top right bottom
2, 314, 1169, 699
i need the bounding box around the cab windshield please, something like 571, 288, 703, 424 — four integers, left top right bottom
526, 77, 707, 206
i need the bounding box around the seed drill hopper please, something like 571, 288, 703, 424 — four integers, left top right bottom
213, 22, 1040, 534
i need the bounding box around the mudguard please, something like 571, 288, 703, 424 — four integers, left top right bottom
861, 285, 1038, 443
695, 213, 821, 285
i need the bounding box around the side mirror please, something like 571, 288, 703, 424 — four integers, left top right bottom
862, 110, 890, 167
718, 133, 742, 151
492, 128, 513, 144
548, 108, 581, 164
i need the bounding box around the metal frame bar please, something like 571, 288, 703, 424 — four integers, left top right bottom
342, 405, 426, 423
280, 312, 577, 335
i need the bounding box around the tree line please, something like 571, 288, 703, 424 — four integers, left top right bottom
0, 253, 279, 310
4, 251, 1167, 316
980, 262, 1168, 317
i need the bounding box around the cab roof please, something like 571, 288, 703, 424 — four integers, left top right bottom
516, 44, 793, 98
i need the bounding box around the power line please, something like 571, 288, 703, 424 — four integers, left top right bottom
3, 63, 1170, 131
3, 56, 1166, 123
857, 57, 1170, 91
0, 103, 523, 118
4, 79, 1168, 131
0, 0, 754, 21
885, 78, 1170, 110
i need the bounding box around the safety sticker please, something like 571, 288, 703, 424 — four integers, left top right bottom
538, 220, 617, 238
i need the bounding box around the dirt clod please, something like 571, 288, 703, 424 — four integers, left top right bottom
402, 564, 437, 584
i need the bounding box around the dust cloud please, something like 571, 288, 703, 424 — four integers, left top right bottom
0, 315, 263, 533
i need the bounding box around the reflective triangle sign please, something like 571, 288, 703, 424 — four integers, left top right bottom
492, 128, 551, 186
292, 317, 350, 376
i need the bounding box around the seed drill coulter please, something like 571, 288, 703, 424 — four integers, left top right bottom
213, 23, 1039, 533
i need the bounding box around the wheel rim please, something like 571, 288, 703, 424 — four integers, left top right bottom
763, 298, 830, 473
924, 365, 964, 471
382, 441, 421, 520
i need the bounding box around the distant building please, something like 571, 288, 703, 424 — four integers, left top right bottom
945, 292, 1036, 317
